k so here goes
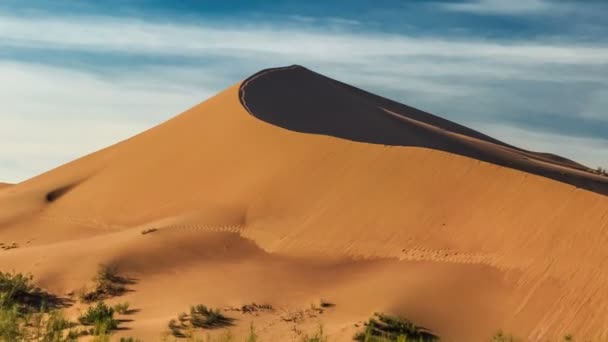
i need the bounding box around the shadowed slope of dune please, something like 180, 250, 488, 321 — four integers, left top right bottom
1, 66, 608, 341
0, 182, 12, 188
240, 65, 608, 196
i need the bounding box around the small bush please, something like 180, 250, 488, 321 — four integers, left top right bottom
114, 302, 130, 315
354, 313, 438, 342
119, 337, 143, 342
190, 305, 232, 329
78, 301, 118, 335
0, 305, 22, 341
491, 330, 518, 342
0, 272, 37, 307
42, 310, 75, 341
168, 318, 183, 337
82, 265, 131, 303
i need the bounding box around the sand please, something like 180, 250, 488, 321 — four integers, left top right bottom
1, 65, 607, 341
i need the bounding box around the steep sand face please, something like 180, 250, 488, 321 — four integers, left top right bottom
241, 66, 607, 195
1, 67, 608, 341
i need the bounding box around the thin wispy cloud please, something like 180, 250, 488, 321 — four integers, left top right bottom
0, 6, 606, 182
438, 0, 554, 15
1, 14, 607, 65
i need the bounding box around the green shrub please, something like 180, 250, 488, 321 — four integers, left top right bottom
168, 318, 183, 337
78, 301, 118, 335
120, 337, 143, 342
0, 304, 22, 341
491, 330, 518, 342
114, 301, 131, 315
82, 264, 130, 303
354, 313, 438, 342
190, 305, 232, 329
41, 310, 75, 342
0, 272, 37, 308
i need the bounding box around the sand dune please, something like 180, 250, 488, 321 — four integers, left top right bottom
1, 66, 608, 341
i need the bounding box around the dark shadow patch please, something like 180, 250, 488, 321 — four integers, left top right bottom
123, 308, 141, 315
239, 65, 608, 196
45, 184, 75, 203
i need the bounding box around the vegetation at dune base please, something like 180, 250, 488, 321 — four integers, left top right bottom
167, 304, 235, 339
80, 264, 132, 303
353, 313, 438, 342
0, 271, 78, 341
0, 270, 596, 342
114, 301, 131, 315
78, 301, 119, 336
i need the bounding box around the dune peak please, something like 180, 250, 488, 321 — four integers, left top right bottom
239, 65, 608, 196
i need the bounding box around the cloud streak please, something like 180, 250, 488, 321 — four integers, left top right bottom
438, 0, 555, 15
1, 14, 608, 64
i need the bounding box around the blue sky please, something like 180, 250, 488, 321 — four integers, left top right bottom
1, 0, 607, 182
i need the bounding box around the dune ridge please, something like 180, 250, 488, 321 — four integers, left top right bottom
240, 65, 608, 196
1, 66, 608, 341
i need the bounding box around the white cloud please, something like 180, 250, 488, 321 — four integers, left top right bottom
0, 13, 606, 182
439, 0, 554, 15
0, 61, 225, 182
0, 14, 607, 65
0, 116, 148, 183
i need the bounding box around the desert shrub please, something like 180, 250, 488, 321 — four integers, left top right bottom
0, 272, 75, 341
120, 337, 143, 342
354, 313, 438, 342
168, 318, 184, 337
41, 310, 75, 342
114, 301, 131, 315
301, 325, 328, 342
0, 272, 37, 308
82, 264, 131, 302
0, 304, 22, 341
491, 330, 519, 342
190, 305, 232, 329
78, 301, 118, 335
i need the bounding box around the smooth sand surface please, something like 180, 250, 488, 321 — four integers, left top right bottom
1, 66, 608, 341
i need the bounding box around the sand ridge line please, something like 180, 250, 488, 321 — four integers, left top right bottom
239, 64, 301, 116
380, 108, 605, 179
